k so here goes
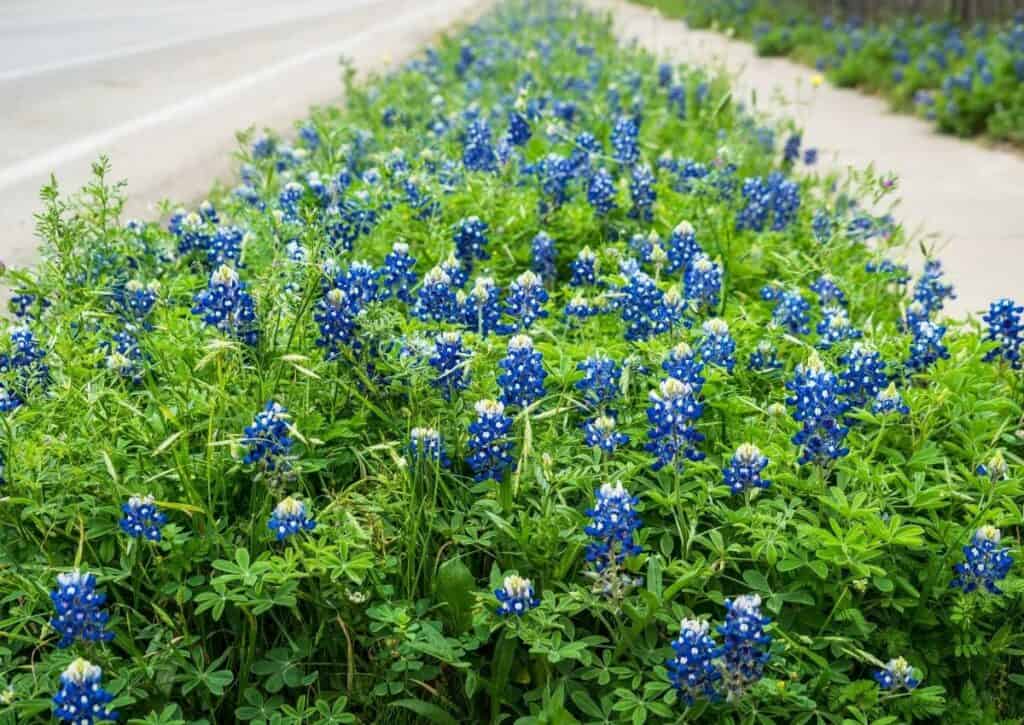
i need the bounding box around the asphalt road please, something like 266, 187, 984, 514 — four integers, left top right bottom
0, 0, 480, 270
591, 0, 1024, 317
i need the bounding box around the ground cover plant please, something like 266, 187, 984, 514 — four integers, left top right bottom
636, 0, 1024, 144
0, 1, 1022, 722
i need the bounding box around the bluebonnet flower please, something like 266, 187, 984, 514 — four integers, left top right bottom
748, 340, 782, 372
817, 306, 862, 349
299, 122, 319, 150
0, 385, 21, 413
667, 618, 721, 704
872, 383, 909, 416
787, 353, 850, 465
657, 286, 688, 333
718, 594, 772, 701
617, 271, 665, 342
698, 318, 736, 373
103, 330, 144, 383
674, 158, 714, 194
455, 43, 476, 77
326, 193, 377, 251
499, 335, 546, 409
913, 260, 956, 315
252, 134, 275, 159
467, 399, 515, 482
658, 62, 673, 87
587, 168, 617, 216
191, 265, 258, 345
337, 261, 379, 308
804, 148, 818, 165
976, 451, 1008, 482
723, 443, 771, 495
906, 320, 950, 373
380, 242, 418, 303
874, 657, 920, 691
952, 526, 1014, 594
611, 115, 640, 165
576, 354, 622, 409
530, 231, 557, 283
173, 210, 214, 256
761, 285, 810, 335
570, 247, 598, 287
809, 274, 847, 307
737, 172, 801, 232
233, 183, 264, 209
441, 253, 469, 289
812, 209, 833, 243
902, 300, 930, 331
462, 117, 498, 172
507, 105, 531, 147
284, 239, 307, 264
628, 230, 656, 261
663, 342, 705, 391
981, 298, 1022, 368
565, 294, 599, 321
119, 494, 167, 541
684, 254, 721, 312
278, 181, 306, 224
585, 481, 642, 571
583, 415, 629, 453
460, 276, 507, 336
413, 266, 459, 324
666, 220, 702, 275
268, 497, 316, 541
10, 291, 41, 320
755, 125, 775, 152
453, 216, 490, 270
409, 427, 450, 468
0, 325, 50, 396
506, 271, 549, 330
50, 571, 114, 648
115, 279, 159, 323
646, 378, 705, 471
495, 575, 539, 616
243, 401, 294, 473
430, 332, 471, 401
403, 177, 439, 219
207, 225, 245, 268
52, 658, 118, 724
840, 344, 888, 408
628, 164, 656, 221
783, 133, 802, 164
315, 288, 359, 360
537, 153, 573, 209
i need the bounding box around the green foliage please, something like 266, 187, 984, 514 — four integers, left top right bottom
0, 2, 1021, 724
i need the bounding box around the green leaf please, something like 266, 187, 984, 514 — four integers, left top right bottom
435, 557, 476, 634
389, 698, 459, 725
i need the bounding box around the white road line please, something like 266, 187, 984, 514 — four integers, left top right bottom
0, 0, 455, 192
0, 0, 376, 83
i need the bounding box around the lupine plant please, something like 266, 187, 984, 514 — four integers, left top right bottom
0, 2, 1020, 723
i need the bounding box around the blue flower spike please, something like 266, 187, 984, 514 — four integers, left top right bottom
495, 574, 539, 616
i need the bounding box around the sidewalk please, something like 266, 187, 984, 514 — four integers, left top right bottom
588, 0, 1024, 317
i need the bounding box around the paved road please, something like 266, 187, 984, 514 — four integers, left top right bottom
0, 0, 480, 271
589, 0, 1024, 317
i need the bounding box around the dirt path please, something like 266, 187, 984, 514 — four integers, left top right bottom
589, 0, 1024, 317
